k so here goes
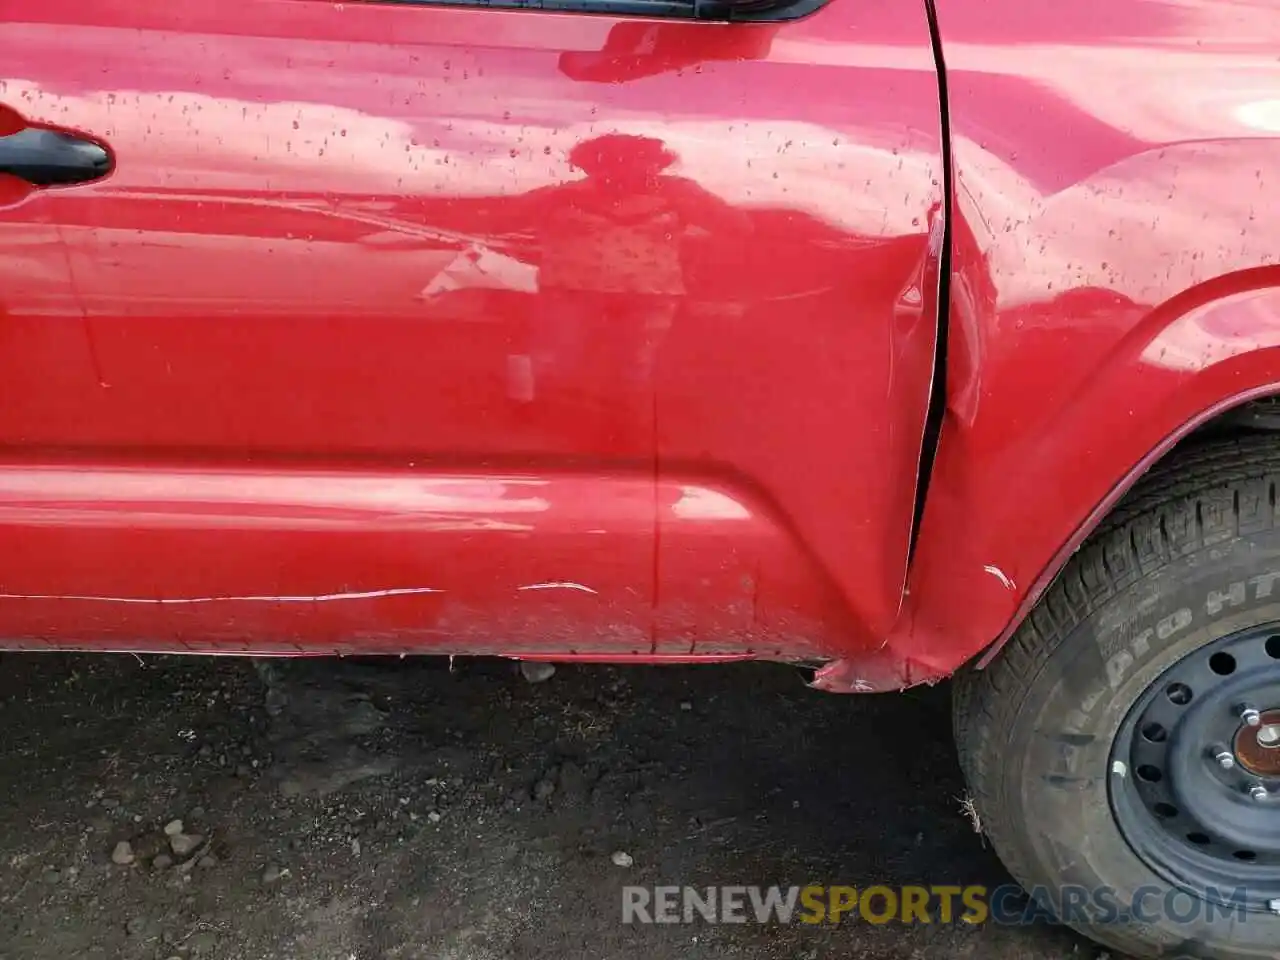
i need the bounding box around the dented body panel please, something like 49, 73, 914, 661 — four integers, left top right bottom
876, 0, 1280, 688
0, 0, 942, 661
4, 0, 1280, 684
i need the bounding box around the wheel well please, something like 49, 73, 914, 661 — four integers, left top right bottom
1108, 396, 1280, 521
977, 393, 1280, 670
1188, 395, 1280, 438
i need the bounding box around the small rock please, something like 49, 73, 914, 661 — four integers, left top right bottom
189, 806, 206, 820
519, 661, 556, 684
234, 763, 252, 779
532, 777, 556, 801
169, 833, 203, 856
42, 868, 62, 884
101, 798, 119, 810
350, 838, 361, 857
163, 819, 184, 836
427, 811, 442, 823
125, 917, 149, 937
679, 701, 693, 711
111, 840, 135, 865
197, 852, 219, 868
152, 854, 173, 870
611, 850, 634, 868
197, 744, 213, 759
261, 864, 287, 884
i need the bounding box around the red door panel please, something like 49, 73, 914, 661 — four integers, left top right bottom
0, 0, 944, 658
0, 107, 105, 441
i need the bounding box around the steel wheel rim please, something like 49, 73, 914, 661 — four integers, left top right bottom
1110, 622, 1280, 910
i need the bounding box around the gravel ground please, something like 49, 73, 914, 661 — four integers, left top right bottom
0, 654, 1097, 959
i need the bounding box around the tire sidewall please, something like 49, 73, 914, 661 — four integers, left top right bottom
1006, 533, 1280, 958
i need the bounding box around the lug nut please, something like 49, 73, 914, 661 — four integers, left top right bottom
1215, 749, 1236, 770
1249, 784, 1269, 801
1241, 706, 1263, 727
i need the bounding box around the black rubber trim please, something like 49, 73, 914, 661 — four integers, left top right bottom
379, 0, 833, 21
721, 0, 832, 22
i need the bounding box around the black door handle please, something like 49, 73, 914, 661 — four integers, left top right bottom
0, 127, 112, 187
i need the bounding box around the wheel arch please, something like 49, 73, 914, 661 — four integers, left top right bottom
979, 383, 1280, 668
864, 279, 1280, 692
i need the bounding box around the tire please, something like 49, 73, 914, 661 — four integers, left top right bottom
955, 436, 1280, 959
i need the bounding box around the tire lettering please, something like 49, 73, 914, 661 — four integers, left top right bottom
1206, 582, 1245, 616
1131, 627, 1152, 657
1089, 609, 1191, 708
1105, 626, 1157, 690
1157, 608, 1192, 639
1081, 685, 1105, 713
1106, 650, 1133, 689
1250, 570, 1280, 600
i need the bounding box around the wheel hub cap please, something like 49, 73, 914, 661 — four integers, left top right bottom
1237, 710, 1280, 776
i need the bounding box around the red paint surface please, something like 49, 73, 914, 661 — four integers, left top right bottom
889, 0, 1280, 682
0, 0, 942, 663
5, 0, 1280, 687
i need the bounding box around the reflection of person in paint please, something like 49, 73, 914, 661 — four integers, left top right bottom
527, 134, 749, 412
413, 132, 752, 444
481, 132, 751, 297
439, 134, 750, 403
543, 135, 690, 299
423, 132, 750, 295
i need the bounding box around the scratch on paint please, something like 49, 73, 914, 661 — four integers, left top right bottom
0, 587, 444, 604
982, 565, 1015, 591
517, 582, 598, 594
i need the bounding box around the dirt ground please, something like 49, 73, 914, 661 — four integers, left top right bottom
0, 653, 1100, 959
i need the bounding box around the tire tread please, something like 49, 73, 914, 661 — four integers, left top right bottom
953, 434, 1280, 956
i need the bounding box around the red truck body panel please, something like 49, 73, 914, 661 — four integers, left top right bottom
0, 0, 943, 663
3, 0, 1280, 686
872, 0, 1280, 688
